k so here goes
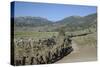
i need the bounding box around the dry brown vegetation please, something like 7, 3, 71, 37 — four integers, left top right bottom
14, 31, 73, 66
13, 28, 97, 65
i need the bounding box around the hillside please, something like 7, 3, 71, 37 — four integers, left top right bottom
13, 13, 97, 32
54, 13, 97, 31
14, 16, 52, 27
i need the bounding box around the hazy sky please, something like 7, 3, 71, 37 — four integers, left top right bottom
14, 1, 97, 21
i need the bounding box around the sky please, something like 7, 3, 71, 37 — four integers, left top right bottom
13, 1, 97, 21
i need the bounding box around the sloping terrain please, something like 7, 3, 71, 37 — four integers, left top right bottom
14, 13, 97, 32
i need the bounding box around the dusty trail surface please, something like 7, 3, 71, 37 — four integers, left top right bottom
55, 41, 97, 63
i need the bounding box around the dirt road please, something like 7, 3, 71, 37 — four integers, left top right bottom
55, 41, 97, 63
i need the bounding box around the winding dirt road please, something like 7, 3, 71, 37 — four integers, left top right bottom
55, 41, 97, 63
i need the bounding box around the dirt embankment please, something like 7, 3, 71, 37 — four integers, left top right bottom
55, 41, 97, 63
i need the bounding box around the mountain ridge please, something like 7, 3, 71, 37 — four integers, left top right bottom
13, 13, 97, 32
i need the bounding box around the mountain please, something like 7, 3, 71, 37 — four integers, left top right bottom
54, 13, 97, 31
56, 13, 97, 25
14, 13, 97, 32
55, 16, 83, 25
14, 16, 52, 27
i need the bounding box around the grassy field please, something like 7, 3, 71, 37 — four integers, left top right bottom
14, 31, 58, 40
72, 32, 97, 46
14, 29, 97, 46
14, 29, 91, 38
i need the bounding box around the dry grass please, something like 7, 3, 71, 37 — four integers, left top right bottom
72, 32, 97, 47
